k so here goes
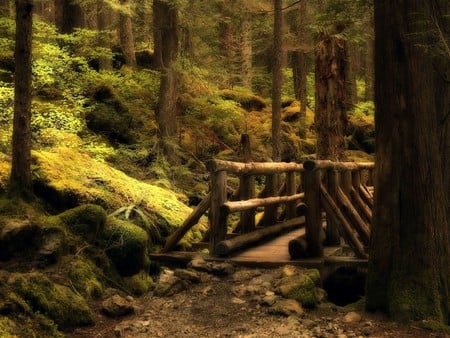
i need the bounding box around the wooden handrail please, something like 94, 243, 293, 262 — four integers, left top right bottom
222, 193, 305, 213
207, 159, 303, 174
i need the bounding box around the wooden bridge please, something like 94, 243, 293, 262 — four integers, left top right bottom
153, 158, 374, 268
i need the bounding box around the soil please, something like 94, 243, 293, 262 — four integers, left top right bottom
66, 265, 449, 338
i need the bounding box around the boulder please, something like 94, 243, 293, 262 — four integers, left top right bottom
58, 204, 107, 242
7, 272, 94, 330
101, 217, 149, 276
102, 294, 135, 317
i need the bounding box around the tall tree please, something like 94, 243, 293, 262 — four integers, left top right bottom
271, 0, 282, 162
314, 28, 347, 161
9, 0, 33, 200
241, 7, 252, 89
118, 0, 136, 68
287, 0, 309, 115
366, 0, 449, 323
97, 0, 113, 71
55, 0, 85, 34
153, 0, 179, 156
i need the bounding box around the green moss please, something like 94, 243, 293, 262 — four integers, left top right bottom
67, 257, 104, 299
0, 316, 18, 337
123, 270, 153, 296
101, 217, 148, 276
281, 274, 319, 309
9, 272, 94, 330
305, 269, 321, 285
58, 204, 107, 242
219, 88, 267, 111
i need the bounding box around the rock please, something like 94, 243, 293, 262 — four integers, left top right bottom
269, 299, 304, 316
123, 271, 153, 296
280, 265, 298, 277
8, 271, 94, 329
67, 256, 104, 299
101, 217, 149, 276
58, 204, 107, 242
153, 269, 188, 296
37, 230, 65, 265
0, 219, 40, 260
277, 273, 319, 308
343, 311, 362, 323
102, 294, 135, 318
174, 269, 201, 283
188, 258, 235, 276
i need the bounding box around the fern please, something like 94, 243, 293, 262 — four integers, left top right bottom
109, 204, 162, 245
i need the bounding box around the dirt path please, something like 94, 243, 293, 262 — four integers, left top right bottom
67, 265, 448, 338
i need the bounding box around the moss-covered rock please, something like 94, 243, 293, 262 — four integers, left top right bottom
123, 270, 153, 295
277, 273, 319, 309
219, 88, 267, 111
0, 219, 40, 260
67, 256, 104, 299
8, 272, 94, 330
58, 204, 107, 242
101, 217, 149, 276
31, 148, 207, 249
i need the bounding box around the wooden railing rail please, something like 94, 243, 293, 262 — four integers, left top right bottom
207, 159, 305, 255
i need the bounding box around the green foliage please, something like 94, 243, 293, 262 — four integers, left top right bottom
353, 101, 375, 118
109, 204, 162, 245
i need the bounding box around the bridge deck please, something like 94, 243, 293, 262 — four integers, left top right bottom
151, 226, 367, 268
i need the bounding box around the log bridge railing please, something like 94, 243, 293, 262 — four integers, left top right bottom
162, 159, 374, 260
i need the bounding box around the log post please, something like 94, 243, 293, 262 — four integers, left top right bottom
285, 171, 297, 219
258, 174, 279, 226
325, 169, 341, 245
209, 170, 228, 255
238, 134, 255, 233
303, 162, 323, 257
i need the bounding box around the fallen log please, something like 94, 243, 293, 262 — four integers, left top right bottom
215, 216, 305, 256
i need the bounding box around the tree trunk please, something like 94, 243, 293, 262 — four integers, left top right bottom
291, 0, 308, 111
345, 42, 358, 110
314, 34, 347, 161
241, 10, 252, 89
366, 0, 449, 323
364, 35, 374, 101
118, 0, 136, 68
9, 0, 33, 200
271, 0, 282, 162
432, 0, 450, 245
97, 0, 112, 71
0, 0, 12, 17
56, 0, 84, 34
153, 0, 179, 158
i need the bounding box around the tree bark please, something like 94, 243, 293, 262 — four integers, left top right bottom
9, 0, 33, 200
118, 0, 136, 68
314, 33, 347, 161
366, 0, 449, 323
97, 0, 113, 71
271, 0, 282, 162
153, 0, 179, 157
0, 0, 11, 17
56, 0, 84, 34
241, 9, 252, 89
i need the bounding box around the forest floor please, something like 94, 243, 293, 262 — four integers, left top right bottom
66, 262, 449, 338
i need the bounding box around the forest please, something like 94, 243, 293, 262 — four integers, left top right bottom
0, 0, 449, 337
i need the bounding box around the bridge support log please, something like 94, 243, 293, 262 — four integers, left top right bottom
289, 234, 308, 259
320, 183, 367, 258
209, 171, 228, 255
304, 166, 323, 257
162, 193, 211, 253
215, 216, 305, 256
